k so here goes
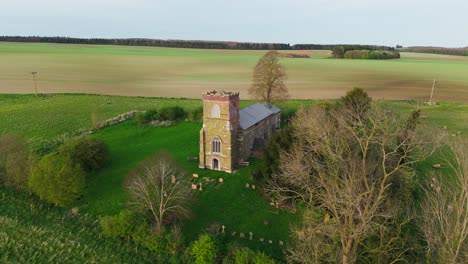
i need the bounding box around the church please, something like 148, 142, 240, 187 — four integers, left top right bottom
199, 90, 281, 173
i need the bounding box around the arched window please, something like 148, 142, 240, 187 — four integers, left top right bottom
211, 104, 220, 118
211, 137, 221, 153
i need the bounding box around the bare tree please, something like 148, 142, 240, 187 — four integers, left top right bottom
0, 135, 31, 191
419, 138, 468, 264
249, 51, 289, 103
267, 105, 437, 264
126, 151, 193, 233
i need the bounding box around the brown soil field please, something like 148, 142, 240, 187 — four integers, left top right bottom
0, 43, 466, 103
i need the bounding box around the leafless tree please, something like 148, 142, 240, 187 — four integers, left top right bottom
126, 151, 193, 233
249, 51, 289, 103
419, 138, 468, 264
0, 135, 31, 191
267, 105, 437, 264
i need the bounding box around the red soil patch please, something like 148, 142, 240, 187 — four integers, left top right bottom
278, 53, 310, 58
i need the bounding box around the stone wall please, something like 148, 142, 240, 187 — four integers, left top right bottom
199, 91, 239, 173
238, 113, 280, 162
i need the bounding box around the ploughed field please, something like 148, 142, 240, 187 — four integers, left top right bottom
0, 42, 467, 103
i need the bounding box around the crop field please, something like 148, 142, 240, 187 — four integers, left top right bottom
0, 42, 467, 103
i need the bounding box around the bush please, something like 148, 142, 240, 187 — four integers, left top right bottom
100, 210, 134, 238
136, 109, 159, 125
223, 247, 276, 264
188, 107, 203, 122
187, 233, 218, 264
0, 135, 31, 191
29, 153, 85, 207
130, 223, 184, 262
158, 106, 187, 121
59, 137, 109, 172
136, 107, 188, 125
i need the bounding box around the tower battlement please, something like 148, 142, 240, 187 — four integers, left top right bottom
202, 90, 239, 101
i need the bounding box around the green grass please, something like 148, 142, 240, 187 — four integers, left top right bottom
0, 94, 316, 149
1, 42, 467, 103
0, 187, 154, 263
0, 94, 466, 261
83, 120, 299, 259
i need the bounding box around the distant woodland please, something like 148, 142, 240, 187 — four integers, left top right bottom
402, 46, 468, 56
0, 36, 394, 51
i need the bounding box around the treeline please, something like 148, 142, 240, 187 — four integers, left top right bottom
0, 36, 395, 51
344, 49, 400, 59
402, 46, 468, 56
293, 43, 395, 51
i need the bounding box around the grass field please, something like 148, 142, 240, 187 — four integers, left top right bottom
0, 186, 154, 263
0, 42, 467, 103
84, 120, 299, 258
0, 94, 466, 261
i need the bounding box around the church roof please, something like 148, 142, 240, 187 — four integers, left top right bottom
239, 102, 281, 129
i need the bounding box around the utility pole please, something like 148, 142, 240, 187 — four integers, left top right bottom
31, 72, 38, 98
429, 79, 437, 105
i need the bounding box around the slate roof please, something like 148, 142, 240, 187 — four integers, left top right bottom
239, 102, 280, 129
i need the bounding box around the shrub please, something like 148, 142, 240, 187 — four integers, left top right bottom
188, 107, 203, 122
0, 135, 31, 191
29, 153, 85, 207
187, 233, 218, 264
136, 107, 188, 125
100, 210, 134, 238
223, 247, 276, 264
158, 106, 187, 121
136, 109, 159, 125
59, 137, 109, 172
130, 223, 184, 262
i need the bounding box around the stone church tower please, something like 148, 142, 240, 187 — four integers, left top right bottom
199, 90, 240, 173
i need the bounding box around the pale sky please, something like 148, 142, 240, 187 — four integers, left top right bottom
0, 0, 467, 47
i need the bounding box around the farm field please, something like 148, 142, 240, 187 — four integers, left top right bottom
0, 42, 467, 103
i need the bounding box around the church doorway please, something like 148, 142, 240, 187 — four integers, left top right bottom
212, 158, 219, 170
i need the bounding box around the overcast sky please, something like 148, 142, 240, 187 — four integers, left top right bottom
1, 0, 466, 47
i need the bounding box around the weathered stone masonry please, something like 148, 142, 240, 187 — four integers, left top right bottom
199, 90, 280, 173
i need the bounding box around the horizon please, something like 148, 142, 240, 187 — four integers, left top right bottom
2, 36, 467, 49
1, 0, 467, 48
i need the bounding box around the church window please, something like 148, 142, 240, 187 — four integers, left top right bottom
211, 104, 220, 118
211, 138, 221, 153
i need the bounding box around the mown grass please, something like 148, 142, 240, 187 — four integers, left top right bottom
1, 42, 467, 102
83, 120, 299, 259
